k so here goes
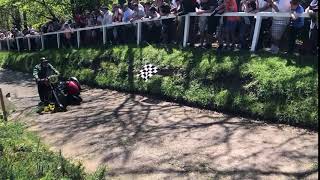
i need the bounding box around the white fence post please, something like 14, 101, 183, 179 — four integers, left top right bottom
57, 34, 60, 48
41, 35, 45, 50
250, 15, 262, 52
183, 15, 190, 47
77, 30, 80, 48
137, 22, 142, 45
28, 37, 31, 51
103, 26, 107, 45
16, 38, 20, 51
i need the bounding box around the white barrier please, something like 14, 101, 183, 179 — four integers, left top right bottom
0, 12, 310, 52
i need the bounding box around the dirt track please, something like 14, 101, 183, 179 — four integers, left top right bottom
0, 69, 318, 180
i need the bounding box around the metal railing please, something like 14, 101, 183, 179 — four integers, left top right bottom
0, 12, 310, 52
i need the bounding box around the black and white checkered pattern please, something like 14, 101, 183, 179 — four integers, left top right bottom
138, 64, 158, 81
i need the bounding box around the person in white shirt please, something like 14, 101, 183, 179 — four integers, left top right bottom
269, 0, 291, 54
130, 3, 146, 22
255, 0, 272, 12
0, 32, 5, 40
132, 0, 145, 12
101, 7, 114, 43
103, 9, 113, 25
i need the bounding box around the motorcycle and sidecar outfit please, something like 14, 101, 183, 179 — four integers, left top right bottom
33, 57, 82, 113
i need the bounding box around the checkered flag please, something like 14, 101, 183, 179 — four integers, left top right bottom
138, 64, 158, 81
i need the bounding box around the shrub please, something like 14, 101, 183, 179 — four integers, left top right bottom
0, 121, 106, 179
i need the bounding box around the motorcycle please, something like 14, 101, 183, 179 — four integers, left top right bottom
39, 75, 82, 113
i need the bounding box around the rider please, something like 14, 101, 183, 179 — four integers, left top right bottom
33, 57, 60, 105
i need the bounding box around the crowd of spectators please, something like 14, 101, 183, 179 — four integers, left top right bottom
0, 0, 318, 54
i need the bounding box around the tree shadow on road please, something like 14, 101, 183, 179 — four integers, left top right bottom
27, 88, 318, 179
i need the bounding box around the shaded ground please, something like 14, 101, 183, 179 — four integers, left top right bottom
0, 69, 318, 180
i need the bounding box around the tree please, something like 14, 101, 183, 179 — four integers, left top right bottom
0, 0, 114, 30
0, 0, 72, 30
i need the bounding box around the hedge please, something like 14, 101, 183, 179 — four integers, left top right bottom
0, 45, 318, 129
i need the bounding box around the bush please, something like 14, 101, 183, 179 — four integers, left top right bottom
0, 45, 317, 129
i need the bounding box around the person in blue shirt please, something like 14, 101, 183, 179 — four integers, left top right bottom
288, 0, 304, 53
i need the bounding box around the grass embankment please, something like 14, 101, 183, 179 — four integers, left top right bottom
0, 120, 106, 179
0, 45, 318, 129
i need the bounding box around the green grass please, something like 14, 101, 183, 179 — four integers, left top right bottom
0, 120, 106, 179
0, 44, 318, 129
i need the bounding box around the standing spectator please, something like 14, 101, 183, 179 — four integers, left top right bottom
130, 3, 146, 43
22, 25, 30, 36
52, 18, 62, 31
239, 0, 256, 49
131, 3, 146, 21
155, 0, 165, 11
89, 11, 98, 44
149, 6, 161, 18
22, 25, 31, 50
216, 0, 226, 50
149, 6, 162, 43
97, 10, 104, 26
47, 23, 55, 33
196, 0, 216, 48
113, 4, 124, 43
254, 0, 273, 50
119, 0, 126, 8
83, 11, 91, 45
7, 31, 13, 38
46, 22, 56, 49
123, 4, 134, 22
160, 3, 175, 43
0, 32, 5, 40
144, 2, 153, 17
207, 0, 220, 48
12, 28, 24, 50
0, 31, 6, 50
102, 7, 114, 43
113, 4, 124, 22
178, 0, 197, 46
122, 4, 135, 43
61, 23, 74, 48
102, 7, 113, 25
6, 31, 13, 39
305, 0, 318, 54
74, 11, 82, 28
224, 0, 240, 50
132, 0, 146, 11
269, 0, 291, 54
171, 0, 183, 14
95, 10, 105, 44
256, 0, 272, 11
29, 26, 40, 50
79, 12, 88, 28
171, 0, 184, 43
287, 0, 304, 53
